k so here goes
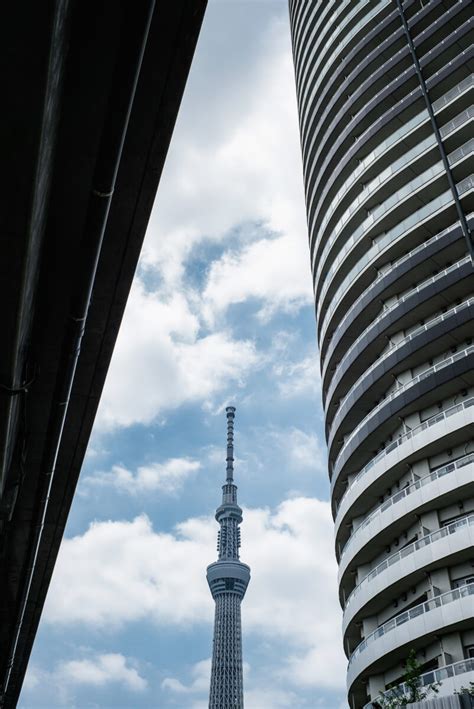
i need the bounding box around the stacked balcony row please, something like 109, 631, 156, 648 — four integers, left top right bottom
290, 0, 473, 705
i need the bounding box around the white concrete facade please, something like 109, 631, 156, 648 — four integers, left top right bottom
289, 0, 474, 705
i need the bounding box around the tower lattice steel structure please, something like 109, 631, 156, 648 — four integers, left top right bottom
207, 407, 250, 709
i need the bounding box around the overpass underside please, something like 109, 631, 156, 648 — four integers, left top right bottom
0, 2, 206, 705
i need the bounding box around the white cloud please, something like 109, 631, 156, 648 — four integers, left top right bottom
253, 425, 327, 476
202, 233, 312, 324
284, 643, 351, 690
163, 657, 302, 709
203, 235, 312, 322
245, 686, 307, 709
84, 442, 109, 461
162, 658, 211, 695
285, 428, 327, 472
93, 13, 316, 434
274, 355, 321, 399
142, 12, 311, 315
44, 514, 214, 628
57, 653, 146, 692
22, 653, 146, 707
22, 665, 41, 692
44, 498, 346, 691
244, 498, 342, 674
96, 278, 260, 431
85, 457, 200, 495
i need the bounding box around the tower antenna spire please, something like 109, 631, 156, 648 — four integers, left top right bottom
206, 405, 250, 709
225, 405, 236, 482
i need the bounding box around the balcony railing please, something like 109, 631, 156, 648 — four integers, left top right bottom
340, 452, 474, 561
335, 395, 474, 510
293, 1, 343, 79
364, 657, 474, 708
317, 134, 437, 284
322, 248, 471, 393
300, 0, 387, 133
334, 344, 474, 470
316, 158, 450, 293
329, 296, 474, 420
321, 211, 473, 379
345, 514, 474, 610
296, 0, 356, 89
317, 173, 474, 332
349, 580, 474, 666
314, 78, 472, 273
310, 45, 474, 273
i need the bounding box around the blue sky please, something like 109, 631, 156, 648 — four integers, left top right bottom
19, 3, 347, 708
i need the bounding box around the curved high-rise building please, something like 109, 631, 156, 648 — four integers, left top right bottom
289, 1, 474, 707
207, 407, 250, 708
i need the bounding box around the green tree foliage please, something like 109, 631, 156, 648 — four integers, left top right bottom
373, 649, 441, 708
455, 681, 474, 697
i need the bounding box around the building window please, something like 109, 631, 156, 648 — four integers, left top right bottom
441, 512, 469, 528
452, 575, 474, 589
465, 645, 474, 659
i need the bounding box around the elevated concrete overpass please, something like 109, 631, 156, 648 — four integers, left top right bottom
0, 2, 206, 705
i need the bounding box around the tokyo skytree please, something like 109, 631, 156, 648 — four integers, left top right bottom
207, 407, 250, 709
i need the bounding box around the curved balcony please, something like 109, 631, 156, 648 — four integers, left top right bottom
339, 453, 474, 565
332, 396, 474, 518
364, 658, 474, 708
295, 0, 356, 95
341, 467, 474, 637
331, 345, 474, 480
315, 139, 471, 305
292, 2, 337, 76
303, 18, 416, 180
307, 49, 471, 272
317, 173, 473, 327
301, 14, 407, 155
310, 93, 473, 280
315, 133, 439, 279
290, 0, 318, 39
317, 173, 473, 351
347, 584, 474, 693
316, 159, 447, 299
314, 107, 428, 266
299, 3, 403, 141
323, 255, 472, 408
306, 66, 420, 228
295, 0, 356, 87
342, 514, 474, 619
297, 0, 388, 102
304, 11, 470, 214
302, 16, 450, 181
326, 296, 474, 435
301, 0, 468, 166
311, 82, 471, 275
301, 0, 472, 183
320, 213, 471, 375
298, 0, 388, 131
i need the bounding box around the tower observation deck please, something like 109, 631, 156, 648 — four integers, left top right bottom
207, 407, 250, 709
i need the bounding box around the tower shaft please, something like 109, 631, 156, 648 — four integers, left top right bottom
207, 407, 250, 709
209, 594, 243, 709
